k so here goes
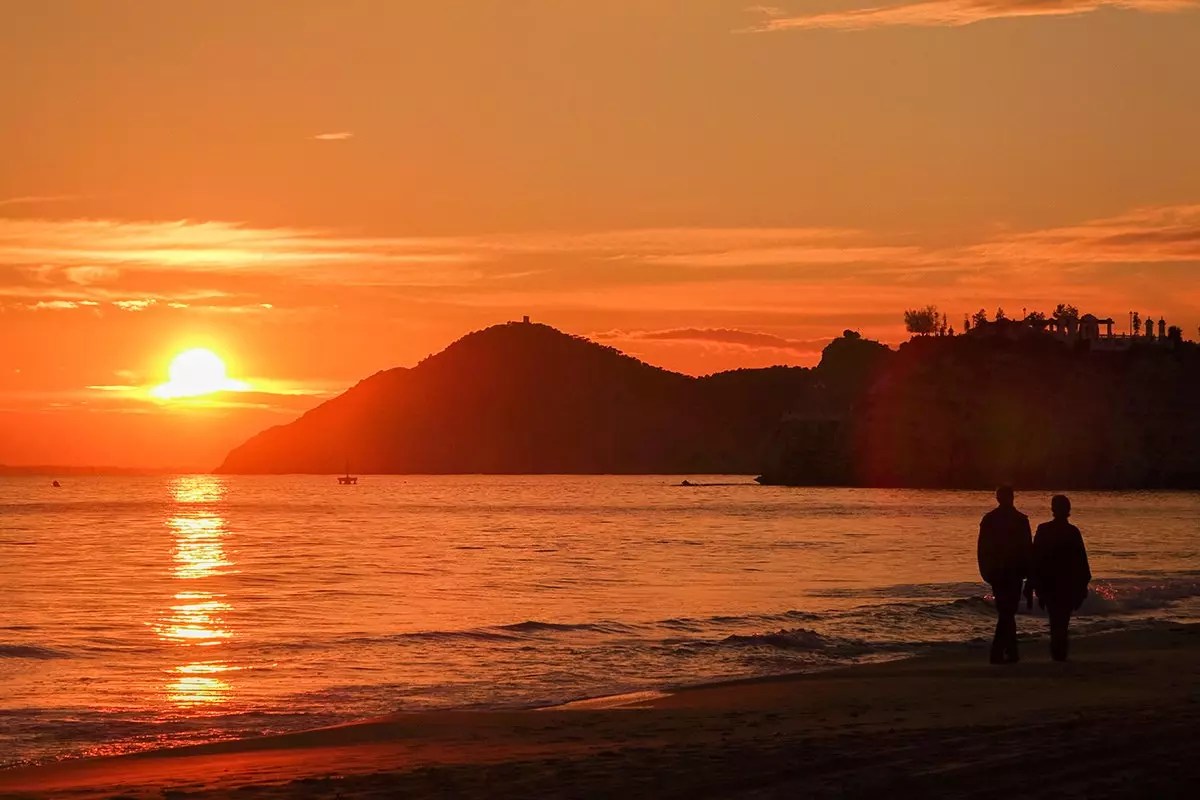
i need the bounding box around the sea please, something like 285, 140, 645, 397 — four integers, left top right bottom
2, 476, 1198, 767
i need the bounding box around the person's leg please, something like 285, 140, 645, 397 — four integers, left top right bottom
1049, 604, 1071, 662
989, 586, 1006, 664
990, 583, 1020, 664
1003, 610, 1020, 662
1001, 582, 1021, 662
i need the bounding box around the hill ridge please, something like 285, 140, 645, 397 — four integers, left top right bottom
215, 322, 809, 475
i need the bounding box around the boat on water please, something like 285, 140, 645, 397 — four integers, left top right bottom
338, 475, 358, 485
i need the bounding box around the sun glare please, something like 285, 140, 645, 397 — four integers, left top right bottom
152, 349, 249, 400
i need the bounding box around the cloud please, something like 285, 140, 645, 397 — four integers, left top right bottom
28, 300, 99, 311
0, 195, 87, 207
3, 211, 1198, 284
174, 302, 278, 314
64, 266, 120, 285
0, 218, 482, 286
962, 205, 1200, 265
600, 327, 829, 354
750, 0, 1200, 32
642, 245, 925, 268
12, 387, 322, 416
312, 132, 354, 141
2, 208, 1198, 328
111, 299, 157, 312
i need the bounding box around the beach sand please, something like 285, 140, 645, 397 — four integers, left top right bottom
3, 624, 1197, 799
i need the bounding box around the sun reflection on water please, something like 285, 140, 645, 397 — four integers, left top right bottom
167, 662, 241, 707
170, 517, 234, 580
157, 591, 233, 645
158, 476, 241, 710
171, 475, 227, 504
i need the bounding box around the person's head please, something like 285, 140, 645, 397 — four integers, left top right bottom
996, 485, 1015, 508
1051, 494, 1071, 520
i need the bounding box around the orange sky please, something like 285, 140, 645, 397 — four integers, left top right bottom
2, 1, 1199, 468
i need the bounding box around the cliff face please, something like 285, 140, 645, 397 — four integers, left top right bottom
216, 322, 812, 474
759, 331, 1200, 489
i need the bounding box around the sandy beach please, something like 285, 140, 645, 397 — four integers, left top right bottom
2, 624, 1197, 799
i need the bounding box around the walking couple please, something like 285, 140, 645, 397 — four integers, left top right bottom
977, 486, 1092, 664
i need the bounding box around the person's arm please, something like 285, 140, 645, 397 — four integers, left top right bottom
1022, 517, 1034, 608
1030, 527, 1044, 608
1021, 516, 1034, 573
1068, 526, 1091, 609
1076, 527, 1092, 584
977, 519, 991, 584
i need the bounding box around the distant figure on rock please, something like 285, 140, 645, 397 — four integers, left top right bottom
1032, 495, 1092, 662
977, 486, 1033, 664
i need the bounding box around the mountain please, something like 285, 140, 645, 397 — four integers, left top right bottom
216, 322, 812, 474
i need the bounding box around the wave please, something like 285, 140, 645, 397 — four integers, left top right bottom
496, 620, 638, 635
280, 578, 1200, 657
0, 644, 71, 660
720, 628, 832, 652
1078, 578, 1200, 616
387, 612, 826, 644
715, 628, 965, 660
812, 576, 1200, 618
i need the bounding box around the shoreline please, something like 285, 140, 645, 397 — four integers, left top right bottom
3, 623, 1197, 798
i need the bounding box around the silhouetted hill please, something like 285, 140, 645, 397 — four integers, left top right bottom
216, 322, 813, 474
759, 330, 1200, 489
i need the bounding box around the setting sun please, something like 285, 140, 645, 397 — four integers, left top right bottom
151, 349, 249, 400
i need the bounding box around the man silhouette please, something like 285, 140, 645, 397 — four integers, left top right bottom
1032, 495, 1092, 662
977, 486, 1033, 664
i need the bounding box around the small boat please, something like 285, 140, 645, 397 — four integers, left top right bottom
52, 480, 61, 488
338, 461, 357, 485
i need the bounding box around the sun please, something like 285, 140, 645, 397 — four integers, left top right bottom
152, 348, 249, 399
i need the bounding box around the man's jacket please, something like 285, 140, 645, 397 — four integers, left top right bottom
977, 506, 1033, 586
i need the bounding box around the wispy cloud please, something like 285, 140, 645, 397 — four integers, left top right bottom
111, 299, 157, 312
599, 327, 829, 354
2, 208, 1198, 324
312, 131, 354, 141
19, 386, 326, 416
64, 266, 120, 285
0, 218, 481, 285
0, 194, 88, 207
961, 205, 1200, 265
750, 0, 1199, 32
3, 210, 1198, 278
28, 300, 99, 311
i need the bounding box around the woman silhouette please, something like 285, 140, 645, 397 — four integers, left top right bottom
1031, 495, 1092, 662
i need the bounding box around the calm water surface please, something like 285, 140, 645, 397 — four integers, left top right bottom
2, 476, 1198, 766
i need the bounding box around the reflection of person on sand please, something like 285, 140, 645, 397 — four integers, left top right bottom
977, 486, 1033, 665
1032, 495, 1092, 662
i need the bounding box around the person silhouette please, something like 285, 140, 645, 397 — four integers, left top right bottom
1032, 495, 1092, 662
977, 486, 1033, 664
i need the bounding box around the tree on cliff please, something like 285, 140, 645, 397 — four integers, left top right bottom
903, 306, 942, 336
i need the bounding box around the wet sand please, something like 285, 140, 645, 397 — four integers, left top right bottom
2, 624, 1197, 799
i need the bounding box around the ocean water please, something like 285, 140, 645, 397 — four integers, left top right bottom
2, 476, 1198, 767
